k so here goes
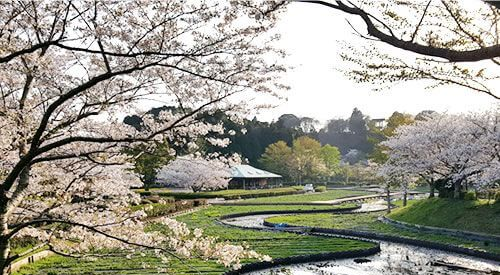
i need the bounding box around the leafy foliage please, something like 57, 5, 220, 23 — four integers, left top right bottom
124, 141, 174, 189
319, 108, 373, 155
259, 137, 341, 183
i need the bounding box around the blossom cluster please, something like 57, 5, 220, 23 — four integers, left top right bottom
381, 109, 500, 192
157, 156, 233, 192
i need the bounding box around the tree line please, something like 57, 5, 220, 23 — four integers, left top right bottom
124, 106, 432, 187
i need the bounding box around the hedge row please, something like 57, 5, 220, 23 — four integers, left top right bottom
219, 205, 361, 219
133, 199, 207, 218
138, 188, 306, 200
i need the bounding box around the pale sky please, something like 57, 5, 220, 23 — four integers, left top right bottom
254, 1, 498, 124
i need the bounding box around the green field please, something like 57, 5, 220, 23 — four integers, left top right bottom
388, 198, 500, 235
13, 196, 372, 275
240, 189, 372, 203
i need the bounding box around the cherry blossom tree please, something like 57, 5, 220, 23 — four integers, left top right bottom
378, 160, 416, 209
0, 0, 287, 273
157, 157, 232, 192
382, 110, 500, 199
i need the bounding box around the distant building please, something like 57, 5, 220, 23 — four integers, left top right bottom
229, 164, 282, 189
372, 118, 386, 129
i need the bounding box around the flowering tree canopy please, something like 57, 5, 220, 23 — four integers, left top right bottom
157, 157, 232, 192
382, 110, 500, 198
0, 0, 287, 272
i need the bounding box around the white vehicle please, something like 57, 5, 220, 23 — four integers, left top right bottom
304, 184, 314, 192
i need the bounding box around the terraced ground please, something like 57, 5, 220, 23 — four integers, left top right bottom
12, 191, 373, 275
265, 201, 500, 254
240, 189, 371, 203
16, 190, 498, 275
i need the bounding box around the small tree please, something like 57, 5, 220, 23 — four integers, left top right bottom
379, 161, 416, 208
290, 136, 325, 183
259, 141, 293, 180
125, 141, 174, 190
259, 137, 342, 184
319, 145, 341, 180
157, 157, 231, 192
369, 112, 414, 164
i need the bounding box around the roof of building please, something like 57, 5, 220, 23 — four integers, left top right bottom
230, 164, 282, 179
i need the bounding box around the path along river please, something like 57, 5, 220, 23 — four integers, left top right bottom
221, 201, 500, 275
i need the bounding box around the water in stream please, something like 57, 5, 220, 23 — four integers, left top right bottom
247, 242, 500, 275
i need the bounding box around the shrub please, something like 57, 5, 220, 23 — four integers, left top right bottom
314, 185, 327, 192
494, 191, 500, 203
174, 200, 194, 211
10, 236, 39, 250
463, 191, 477, 201
144, 203, 175, 217
148, 195, 162, 203
155, 188, 304, 200
140, 198, 152, 205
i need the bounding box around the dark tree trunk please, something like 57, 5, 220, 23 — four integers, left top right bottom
429, 178, 435, 198
403, 191, 407, 207
453, 181, 461, 199
386, 187, 391, 214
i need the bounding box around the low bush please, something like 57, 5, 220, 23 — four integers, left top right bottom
10, 236, 39, 253
463, 191, 477, 201
314, 186, 327, 192
132, 198, 206, 218
153, 187, 305, 200
494, 191, 500, 203
143, 203, 176, 217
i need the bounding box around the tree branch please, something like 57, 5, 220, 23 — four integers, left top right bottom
297, 0, 500, 62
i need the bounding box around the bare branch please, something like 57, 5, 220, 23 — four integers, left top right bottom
296, 0, 500, 62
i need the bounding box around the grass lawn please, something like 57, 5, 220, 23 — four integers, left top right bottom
388, 198, 500, 235
240, 189, 372, 203
13, 201, 373, 275
265, 206, 500, 254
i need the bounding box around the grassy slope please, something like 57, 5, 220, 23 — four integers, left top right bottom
241, 190, 371, 203
13, 200, 372, 275
388, 198, 500, 235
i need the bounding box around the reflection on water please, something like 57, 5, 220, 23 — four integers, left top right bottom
248, 242, 500, 275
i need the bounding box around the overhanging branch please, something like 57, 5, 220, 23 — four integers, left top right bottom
297, 0, 500, 62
